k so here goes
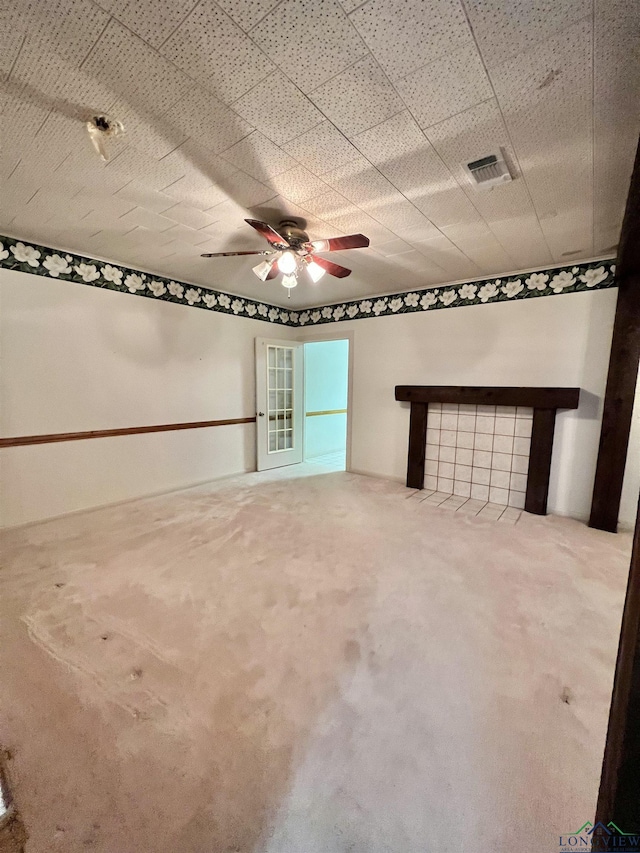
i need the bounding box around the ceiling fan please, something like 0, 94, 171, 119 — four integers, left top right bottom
200, 219, 370, 296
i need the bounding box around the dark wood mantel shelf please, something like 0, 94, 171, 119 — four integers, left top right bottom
395, 385, 580, 515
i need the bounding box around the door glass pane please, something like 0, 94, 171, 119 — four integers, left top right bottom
266, 345, 296, 454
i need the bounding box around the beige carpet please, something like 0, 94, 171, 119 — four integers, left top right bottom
0, 467, 633, 853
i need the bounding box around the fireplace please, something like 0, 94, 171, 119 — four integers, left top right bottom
394, 386, 580, 516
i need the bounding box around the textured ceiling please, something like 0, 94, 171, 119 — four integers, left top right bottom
1, 0, 638, 308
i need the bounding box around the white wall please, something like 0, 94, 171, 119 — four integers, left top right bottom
304, 340, 349, 459
620, 371, 640, 530
309, 289, 636, 525
3, 269, 637, 529
0, 268, 287, 527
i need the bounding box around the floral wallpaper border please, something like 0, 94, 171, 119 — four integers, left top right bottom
0, 235, 616, 328
0, 235, 296, 326
295, 258, 617, 326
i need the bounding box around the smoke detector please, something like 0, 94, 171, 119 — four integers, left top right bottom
464, 152, 512, 189
85, 115, 125, 162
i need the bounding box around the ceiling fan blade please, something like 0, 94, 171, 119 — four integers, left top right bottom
308, 233, 369, 252
245, 219, 289, 249
200, 249, 274, 258
311, 255, 352, 278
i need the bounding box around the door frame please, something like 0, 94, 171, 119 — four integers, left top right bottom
296, 330, 354, 472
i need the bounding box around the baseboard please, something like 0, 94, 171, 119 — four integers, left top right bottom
0, 467, 256, 531
348, 467, 405, 484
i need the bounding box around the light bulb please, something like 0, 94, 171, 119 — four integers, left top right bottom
278, 251, 297, 274
281, 273, 297, 289
306, 260, 326, 283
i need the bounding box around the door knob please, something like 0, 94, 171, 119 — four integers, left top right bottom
258, 411, 265, 416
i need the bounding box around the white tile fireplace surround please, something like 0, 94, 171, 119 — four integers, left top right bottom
425, 404, 533, 508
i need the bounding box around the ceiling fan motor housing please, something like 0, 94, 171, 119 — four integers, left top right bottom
278, 219, 309, 248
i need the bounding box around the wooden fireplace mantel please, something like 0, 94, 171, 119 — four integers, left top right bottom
394, 385, 580, 515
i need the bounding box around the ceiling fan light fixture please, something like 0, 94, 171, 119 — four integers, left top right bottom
306, 260, 326, 283
281, 273, 297, 289
277, 250, 297, 275
252, 259, 274, 281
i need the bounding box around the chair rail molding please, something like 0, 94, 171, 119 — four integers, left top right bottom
0, 417, 257, 448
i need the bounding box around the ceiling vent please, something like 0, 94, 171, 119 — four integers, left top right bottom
465, 152, 512, 189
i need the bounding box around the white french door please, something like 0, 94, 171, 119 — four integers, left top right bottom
255, 338, 304, 471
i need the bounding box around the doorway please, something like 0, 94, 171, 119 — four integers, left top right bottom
255, 336, 350, 473
303, 339, 349, 470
